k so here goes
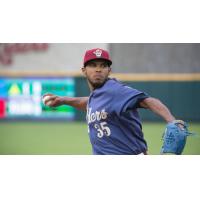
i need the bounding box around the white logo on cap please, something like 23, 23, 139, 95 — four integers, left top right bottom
93, 49, 102, 57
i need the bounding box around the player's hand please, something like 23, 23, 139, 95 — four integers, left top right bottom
42, 93, 64, 107
173, 120, 185, 130
160, 120, 193, 155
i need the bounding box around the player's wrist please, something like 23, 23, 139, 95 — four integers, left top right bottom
172, 119, 184, 124
166, 117, 176, 123
58, 97, 66, 105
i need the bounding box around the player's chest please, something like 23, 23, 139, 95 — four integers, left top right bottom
86, 103, 114, 139
87, 97, 114, 121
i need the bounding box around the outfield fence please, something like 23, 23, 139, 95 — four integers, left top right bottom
0, 72, 200, 121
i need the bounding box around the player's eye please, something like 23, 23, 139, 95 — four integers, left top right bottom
101, 63, 108, 68
87, 62, 96, 67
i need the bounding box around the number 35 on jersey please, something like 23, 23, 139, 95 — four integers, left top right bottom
94, 122, 111, 138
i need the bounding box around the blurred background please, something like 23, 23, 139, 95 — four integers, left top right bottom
0, 43, 200, 154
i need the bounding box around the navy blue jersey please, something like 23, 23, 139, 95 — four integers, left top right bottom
86, 78, 149, 155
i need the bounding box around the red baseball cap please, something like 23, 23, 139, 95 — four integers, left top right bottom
83, 48, 112, 67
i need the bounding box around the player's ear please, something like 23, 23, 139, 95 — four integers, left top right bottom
108, 67, 112, 75
81, 66, 86, 76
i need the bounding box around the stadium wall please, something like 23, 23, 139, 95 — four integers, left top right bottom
0, 43, 108, 72
1, 43, 200, 121
110, 43, 200, 73
0, 73, 199, 121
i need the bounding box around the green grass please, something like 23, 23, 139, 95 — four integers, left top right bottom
0, 121, 199, 154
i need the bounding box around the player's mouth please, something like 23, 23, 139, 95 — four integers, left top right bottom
93, 75, 103, 80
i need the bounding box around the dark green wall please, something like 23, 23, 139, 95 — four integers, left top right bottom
75, 77, 90, 121
75, 77, 200, 121
125, 81, 200, 122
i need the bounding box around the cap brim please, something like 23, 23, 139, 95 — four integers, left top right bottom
84, 58, 112, 67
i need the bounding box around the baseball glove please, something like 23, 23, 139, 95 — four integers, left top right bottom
160, 120, 193, 155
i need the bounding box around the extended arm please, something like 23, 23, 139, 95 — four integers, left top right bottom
139, 97, 175, 123
43, 93, 88, 111
140, 97, 189, 155
59, 96, 88, 110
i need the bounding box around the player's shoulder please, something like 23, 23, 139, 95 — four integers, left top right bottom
93, 78, 122, 97
106, 78, 126, 88
107, 78, 135, 91
106, 78, 119, 85
107, 78, 145, 96
103, 78, 124, 92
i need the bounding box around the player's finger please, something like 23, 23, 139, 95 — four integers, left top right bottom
47, 98, 60, 107
42, 95, 55, 106
176, 120, 185, 130
43, 95, 57, 102
42, 93, 54, 98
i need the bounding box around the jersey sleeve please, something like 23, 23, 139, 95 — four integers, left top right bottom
113, 85, 149, 115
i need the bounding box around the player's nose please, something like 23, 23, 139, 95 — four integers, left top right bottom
95, 65, 102, 72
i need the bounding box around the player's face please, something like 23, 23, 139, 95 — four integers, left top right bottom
82, 60, 111, 90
